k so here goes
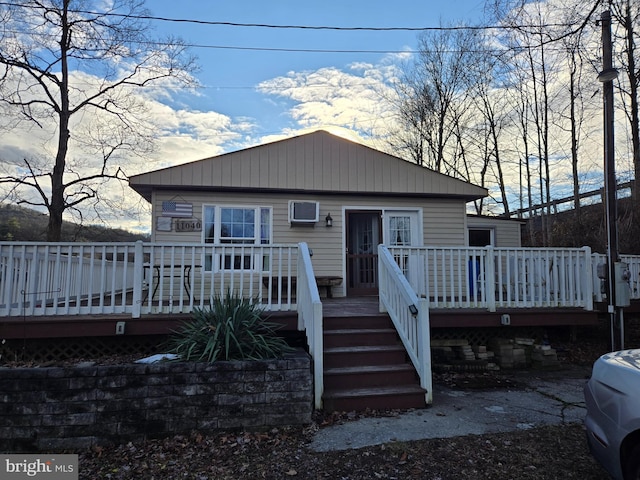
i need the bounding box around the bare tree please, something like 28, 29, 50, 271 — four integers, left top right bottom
391, 0, 631, 233
490, 0, 575, 245
464, 43, 514, 216
611, 0, 640, 210
389, 25, 479, 174
524, 7, 559, 246
561, 35, 587, 223
0, 0, 196, 241
389, 73, 434, 167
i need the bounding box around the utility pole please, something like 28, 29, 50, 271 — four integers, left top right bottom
598, 10, 622, 351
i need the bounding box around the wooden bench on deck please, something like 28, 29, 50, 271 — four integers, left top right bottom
262, 276, 343, 298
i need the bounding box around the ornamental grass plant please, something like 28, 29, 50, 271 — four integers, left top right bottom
167, 291, 294, 362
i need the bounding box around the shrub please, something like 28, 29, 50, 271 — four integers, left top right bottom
167, 291, 294, 362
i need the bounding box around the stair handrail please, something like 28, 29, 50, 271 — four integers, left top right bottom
378, 245, 433, 404
297, 242, 323, 409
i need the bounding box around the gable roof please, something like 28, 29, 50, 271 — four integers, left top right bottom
129, 130, 488, 202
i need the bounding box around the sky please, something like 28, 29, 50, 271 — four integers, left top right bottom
2, 0, 613, 234
144, 0, 488, 158
0, 0, 492, 233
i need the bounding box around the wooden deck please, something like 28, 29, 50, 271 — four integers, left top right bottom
317, 296, 604, 328
1, 295, 627, 341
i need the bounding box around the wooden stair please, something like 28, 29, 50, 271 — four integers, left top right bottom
322, 314, 427, 412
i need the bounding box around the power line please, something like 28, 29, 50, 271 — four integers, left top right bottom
1, 27, 587, 57
179, 44, 411, 54
0, 2, 595, 57
0, 1, 579, 33
3, 28, 415, 53
96, 15, 576, 33
145, 41, 580, 56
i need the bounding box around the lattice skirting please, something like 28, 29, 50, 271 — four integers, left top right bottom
428, 323, 612, 347
0, 336, 166, 365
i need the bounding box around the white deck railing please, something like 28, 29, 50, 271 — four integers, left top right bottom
296, 242, 323, 409
137, 242, 298, 316
0, 242, 138, 316
3, 241, 640, 319
378, 245, 432, 404
388, 246, 600, 312
0, 241, 299, 317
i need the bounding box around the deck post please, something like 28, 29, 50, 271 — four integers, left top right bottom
583, 246, 594, 311
132, 241, 143, 319
312, 300, 323, 410
378, 249, 388, 313
485, 246, 496, 312
417, 298, 433, 404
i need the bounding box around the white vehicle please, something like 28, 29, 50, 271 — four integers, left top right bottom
584, 349, 640, 480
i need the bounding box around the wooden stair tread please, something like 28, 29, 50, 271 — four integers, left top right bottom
324, 345, 404, 354
321, 307, 426, 410
323, 385, 426, 399
324, 364, 415, 375
324, 328, 396, 335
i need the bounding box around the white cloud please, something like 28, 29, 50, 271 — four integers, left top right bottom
257, 125, 369, 147
256, 60, 401, 143
0, 67, 252, 233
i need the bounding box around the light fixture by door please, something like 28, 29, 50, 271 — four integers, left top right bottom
325, 213, 333, 227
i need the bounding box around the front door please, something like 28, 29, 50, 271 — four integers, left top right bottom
346, 211, 382, 295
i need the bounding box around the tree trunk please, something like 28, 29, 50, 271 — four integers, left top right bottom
46, 1, 71, 242
540, 40, 552, 247
569, 53, 581, 225
622, 0, 640, 218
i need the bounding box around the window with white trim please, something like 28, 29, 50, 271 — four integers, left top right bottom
468, 228, 494, 247
389, 215, 412, 246
384, 211, 420, 247
202, 205, 272, 271
384, 210, 421, 281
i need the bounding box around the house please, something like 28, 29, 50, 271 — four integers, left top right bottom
129, 129, 520, 298
2, 130, 624, 411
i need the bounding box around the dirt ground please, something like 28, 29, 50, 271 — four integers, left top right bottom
78, 422, 605, 480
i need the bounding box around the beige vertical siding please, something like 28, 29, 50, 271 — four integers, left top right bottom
130, 131, 487, 200
150, 191, 470, 287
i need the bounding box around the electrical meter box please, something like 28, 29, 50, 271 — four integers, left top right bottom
615, 261, 631, 307
597, 262, 608, 295
597, 262, 608, 279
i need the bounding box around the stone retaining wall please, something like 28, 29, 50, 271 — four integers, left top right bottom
0, 350, 312, 452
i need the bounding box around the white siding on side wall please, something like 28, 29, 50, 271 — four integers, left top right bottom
466, 216, 523, 247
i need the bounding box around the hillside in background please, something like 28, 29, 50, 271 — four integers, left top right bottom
0, 204, 149, 242
523, 196, 640, 255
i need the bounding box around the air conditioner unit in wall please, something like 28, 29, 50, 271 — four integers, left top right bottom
289, 201, 319, 224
